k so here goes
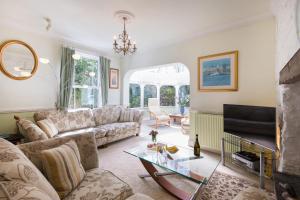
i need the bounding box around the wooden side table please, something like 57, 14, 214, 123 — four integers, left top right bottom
0, 133, 24, 145
169, 114, 185, 124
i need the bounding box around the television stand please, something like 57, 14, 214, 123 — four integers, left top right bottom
221, 134, 276, 189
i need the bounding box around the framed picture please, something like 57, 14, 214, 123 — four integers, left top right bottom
198, 51, 238, 92
109, 68, 119, 89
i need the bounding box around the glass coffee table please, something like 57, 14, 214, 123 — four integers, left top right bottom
124, 142, 220, 200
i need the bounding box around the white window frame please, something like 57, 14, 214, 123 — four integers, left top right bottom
71, 51, 101, 109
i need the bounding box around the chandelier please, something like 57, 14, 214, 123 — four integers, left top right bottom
113, 15, 137, 56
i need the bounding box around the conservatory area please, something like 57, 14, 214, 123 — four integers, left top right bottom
127, 63, 190, 122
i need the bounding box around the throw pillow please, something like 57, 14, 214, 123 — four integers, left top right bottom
17, 119, 48, 142
0, 139, 60, 200
40, 140, 86, 198
37, 119, 58, 138
120, 109, 135, 122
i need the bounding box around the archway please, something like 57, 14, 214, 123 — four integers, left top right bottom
123, 63, 190, 115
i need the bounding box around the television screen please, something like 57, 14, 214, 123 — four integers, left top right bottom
223, 104, 276, 150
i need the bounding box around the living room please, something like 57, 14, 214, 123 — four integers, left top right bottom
0, 0, 299, 200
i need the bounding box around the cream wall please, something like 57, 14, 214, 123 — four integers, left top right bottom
122, 18, 277, 113
0, 25, 121, 112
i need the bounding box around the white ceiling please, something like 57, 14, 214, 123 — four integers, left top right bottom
0, 0, 271, 54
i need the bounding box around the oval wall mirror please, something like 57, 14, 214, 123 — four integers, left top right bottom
0, 40, 38, 80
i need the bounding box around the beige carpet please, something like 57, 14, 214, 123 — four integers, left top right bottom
98, 136, 275, 200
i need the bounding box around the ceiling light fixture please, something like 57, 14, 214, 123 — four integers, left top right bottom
113, 11, 137, 56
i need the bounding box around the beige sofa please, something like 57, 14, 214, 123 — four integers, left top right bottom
0, 132, 153, 200
23, 105, 143, 147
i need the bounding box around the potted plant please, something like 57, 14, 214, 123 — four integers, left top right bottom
177, 95, 190, 115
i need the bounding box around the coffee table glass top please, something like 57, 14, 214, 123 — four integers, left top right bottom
124, 142, 220, 184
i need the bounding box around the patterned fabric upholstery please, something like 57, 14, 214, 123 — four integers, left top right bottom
41, 140, 86, 199
107, 131, 136, 144
58, 127, 107, 139
17, 119, 48, 142
100, 122, 139, 137
34, 109, 96, 132
95, 137, 108, 146
0, 139, 60, 200
119, 109, 135, 122
18, 132, 99, 173
31, 106, 144, 147
0, 180, 53, 200
93, 106, 122, 125
37, 119, 59, 138
64, 168, 133, 200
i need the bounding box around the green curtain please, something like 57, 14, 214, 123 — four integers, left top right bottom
58, 47, 75, 110
99, 56, 110, 105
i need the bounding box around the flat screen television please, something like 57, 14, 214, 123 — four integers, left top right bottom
223, 104, 276, 150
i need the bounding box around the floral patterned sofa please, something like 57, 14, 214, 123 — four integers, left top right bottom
0, 132, 153, 200
31, 105, 143, 147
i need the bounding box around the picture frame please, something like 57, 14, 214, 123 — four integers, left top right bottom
109, 68, 119, 89
198, 51, 238, 92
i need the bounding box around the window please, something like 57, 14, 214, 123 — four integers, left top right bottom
129, 83, 141, 108
179, 85, 190, 107
160, 85, 175, 106
144, 85, 157, 107
70, 52, 100, 109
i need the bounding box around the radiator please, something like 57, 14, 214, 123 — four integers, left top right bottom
190, 111, 225, 152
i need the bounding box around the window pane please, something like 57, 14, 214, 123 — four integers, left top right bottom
73, 88, 98, 109
129, 84, 141, 108
144, 85, 157, 107
74, 56, 99, 87
70, 52, 100, 109
179, 85, 190, 107
160, 86, 175, 106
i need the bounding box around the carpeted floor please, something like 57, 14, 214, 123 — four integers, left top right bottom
98, 133, 275, 200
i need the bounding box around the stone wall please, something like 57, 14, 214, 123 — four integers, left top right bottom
272, 0, 300, 175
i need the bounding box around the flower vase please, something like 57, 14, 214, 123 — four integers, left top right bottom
180, 106, 185, 115
152, 135, 157, 145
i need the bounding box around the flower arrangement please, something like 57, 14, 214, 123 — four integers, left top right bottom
177, 95, 190, 107
149, 130, 158, 144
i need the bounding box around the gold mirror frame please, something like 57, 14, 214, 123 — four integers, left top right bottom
0, 40, 39, 80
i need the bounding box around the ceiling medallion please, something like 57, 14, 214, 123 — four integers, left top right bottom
113, 11, 137, 56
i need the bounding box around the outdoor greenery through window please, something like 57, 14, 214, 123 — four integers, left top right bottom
179, 85, 190, 107
144, 85, 157, 107
160, 85, 175, 106
129, 83, 141, 108
69, 52, 100, 109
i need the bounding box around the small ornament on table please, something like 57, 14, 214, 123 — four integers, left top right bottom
149, 130, 158, 145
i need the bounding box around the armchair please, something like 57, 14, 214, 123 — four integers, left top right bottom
148, 98, 171, 129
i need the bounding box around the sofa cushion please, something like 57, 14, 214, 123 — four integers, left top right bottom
100, 122, 139, 136
58, 127, 107, 139
64, 168, 133, 200
93, 106, 122, 125
0, 180, 53, 200
41, 140, 86, 199
0, 139, 60, 200
34, 109, 96, 132
119, 108, 135, 122
37, 119, 59, 138
17, 119, 48, 142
